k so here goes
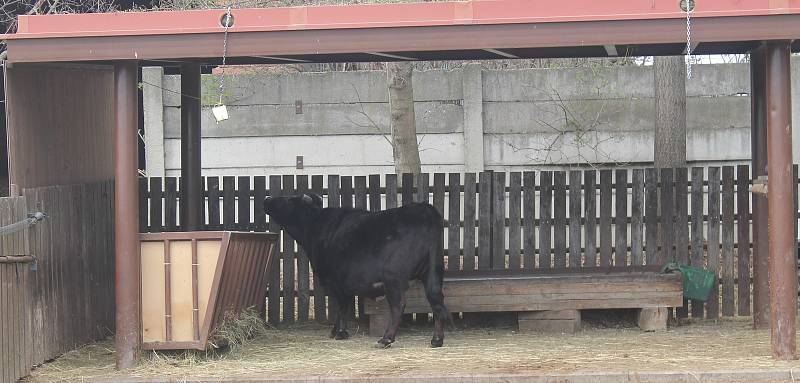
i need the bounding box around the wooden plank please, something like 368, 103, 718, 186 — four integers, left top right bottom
539, 171, 553, 269
253, 176, 267, 232
615, 169, 628, 267
584, 170, 597, 268
478, 171, 493, 270
282, 175, 297, 323
523, 172, 536, 270
659, 168, 675, 267
296, 176, 311, 322
553, 172, 567, 269
206, 177, 221, 231
631, 169, 644, 266
139, 178, 149, 232
568, 171, 582, 269
645, 169, 659, 266
509, 172, 522, 270
492, 172, 507, 270
222, 176, 236, 231
707, 167, 721, 319
674, 168, 689, 319
401, 173, 414, 206
238, 176, 251, 231
164, 177, 179, 231
368, 175, 382, 212
267, 175, 282, 324
463, 173, 477, 271
416, 173, 430, 203
149, 178, 163, 233
311, 175, 327, 322
433, 173, 447, 268
448, 173, 461, 272
690, 167, 705, 318
721, 166, 735, 317
385, 174, 398, 209
599, 170, 613, 268
736, 165, 751, 316
354, 176, 367, 323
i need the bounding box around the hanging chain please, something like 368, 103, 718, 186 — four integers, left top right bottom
218, 4, 233, 105
685, 0, 693, 79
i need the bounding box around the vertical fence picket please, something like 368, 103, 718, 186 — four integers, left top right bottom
615, 169, 628, 267
631, 169, 644, 266
509, 172, 522, 270
523, 172, 537, 270
599, 170, 612, 268
722, 167, 736, 317
736, 165, 751, 316
539, 171, 553, 270
690, 167, 705, 318
448, 173, 462, 271
463, 173, 477, 271
707, 167, 721, 319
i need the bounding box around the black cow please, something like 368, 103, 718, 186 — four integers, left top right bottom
263, 193, 452, 348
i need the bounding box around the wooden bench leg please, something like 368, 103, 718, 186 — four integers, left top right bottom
637, 307, 668, 332
369, 313, 388, 337
518, 310, 581, 334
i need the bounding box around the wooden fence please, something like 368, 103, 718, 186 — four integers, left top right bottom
0, 182, 115, 383
139, 166, 800, 324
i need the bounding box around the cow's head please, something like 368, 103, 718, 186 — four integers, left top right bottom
263, 193, 323, 244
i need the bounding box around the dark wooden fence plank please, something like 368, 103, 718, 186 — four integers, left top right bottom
478, 172, 493, 270
645, 169, 659, 266
369, 175, 382, 212
402, 173, 414, 206
722, 166, 735, 317
553, 171, 567, 269
311, 175, 327, 322
690, 167, 705, 318
539, 171, 553, 269
674, 168, 689, 319
584, 170, 597, 267
296, 175, 311, 322
354, 176, 367, 323
736, 165, 751, 316
659, 168, 675, 267
149, 178, 163, 233
339, 176, 356, 320
164, 177, 178, 231
267, 175, 282, 324
139, 178, 148, 232
523, 172, 536, 270
223, 176, 236, 231
448, 173, 461, 272
599, 170, 613, 268
631, 169, 644, 266
615, 169, 628, 267
568, 171, 582, 269
207, 177, 220, 231
417, 173, 430, 203
238, 176, 251, 231
253, 176, 266, 232
509, 172, 522, 270
385, 174, 398, 209
463, 173, 477, 271
282, 175, 296, 323
433, 173, 446, 261
707, 167, 721, 319
492, 172, 507, 270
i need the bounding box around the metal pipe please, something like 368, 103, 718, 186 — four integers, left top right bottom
180, 63, 203, 231
750, 43, 770, 330
765, 40, 796, 361
114, 60, 141, 369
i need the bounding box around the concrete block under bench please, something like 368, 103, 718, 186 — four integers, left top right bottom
364, 271, 682, 336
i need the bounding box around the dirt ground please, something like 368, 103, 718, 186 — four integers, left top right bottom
24, 313, 800, 382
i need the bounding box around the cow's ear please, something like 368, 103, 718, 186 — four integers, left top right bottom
304, 193, 323, 208
301, 194, 314, 204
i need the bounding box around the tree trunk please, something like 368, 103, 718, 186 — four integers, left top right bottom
387, 62, 421, 175
653, 56, 687, 168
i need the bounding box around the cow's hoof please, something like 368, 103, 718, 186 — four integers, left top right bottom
375, 338, 394, 349
329, 328, 337, 338
430, 337, 444, 348
334, 330, 350, 340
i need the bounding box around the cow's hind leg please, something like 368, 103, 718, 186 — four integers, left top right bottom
423, 274, 452, 348
328, 293, 351, 340
376, 286, 406, 348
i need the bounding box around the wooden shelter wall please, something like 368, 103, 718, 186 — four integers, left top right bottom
4, 65, 114, 189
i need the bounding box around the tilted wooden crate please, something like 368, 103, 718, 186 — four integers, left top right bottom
139, 231, 278, 350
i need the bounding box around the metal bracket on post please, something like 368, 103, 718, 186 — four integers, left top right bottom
752, 175, 769, 195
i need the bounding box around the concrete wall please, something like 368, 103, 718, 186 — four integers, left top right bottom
143, 59, 800, 177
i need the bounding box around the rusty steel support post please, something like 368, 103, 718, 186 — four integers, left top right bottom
766, 40, 797, 361
180, 63, 203, 231
751, 44, 770, 329
114, 60, 141, 369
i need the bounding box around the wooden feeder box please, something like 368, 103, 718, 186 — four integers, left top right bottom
139, 231, 278, 350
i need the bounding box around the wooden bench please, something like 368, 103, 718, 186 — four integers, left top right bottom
364, 270, 683, 336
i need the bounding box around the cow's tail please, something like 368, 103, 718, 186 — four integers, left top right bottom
424, 217, 455, 330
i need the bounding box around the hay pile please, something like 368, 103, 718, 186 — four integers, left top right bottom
24, 317, 800, 382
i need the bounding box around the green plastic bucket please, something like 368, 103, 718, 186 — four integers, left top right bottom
661, 262, 717, 302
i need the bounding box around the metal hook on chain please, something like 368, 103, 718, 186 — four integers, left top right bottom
213, 4, 234, 123
682, 0, 695, 79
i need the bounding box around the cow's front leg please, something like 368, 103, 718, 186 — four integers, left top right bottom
376, 288, 406, 348
330, 293, 351, 340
